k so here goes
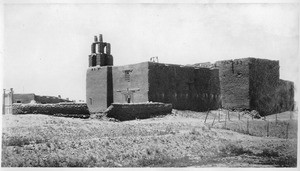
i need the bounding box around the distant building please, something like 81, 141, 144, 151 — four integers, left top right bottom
13, 93, 71, 104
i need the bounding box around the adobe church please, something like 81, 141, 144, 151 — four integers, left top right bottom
86, 34, 294, 116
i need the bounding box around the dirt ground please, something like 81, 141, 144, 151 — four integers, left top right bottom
1, 110, 298, 167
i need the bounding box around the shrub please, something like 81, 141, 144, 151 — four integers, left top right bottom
257, 149, 279, 157
220, 143, 253, 156
137, 155, 167, 167
136, 154, 190, 167
3, 136, 31, 147
189, 128, 202, 135
252, 148, 297, 167
276, 155, 297, 167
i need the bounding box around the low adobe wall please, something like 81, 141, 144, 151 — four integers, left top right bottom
12, 103, 90, 118
106, 102, 172, 121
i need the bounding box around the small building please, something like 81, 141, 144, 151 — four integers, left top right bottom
3, 89, 71, 114
13, 93, 71, 104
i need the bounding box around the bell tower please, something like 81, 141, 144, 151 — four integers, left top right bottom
89, 34, 113, 67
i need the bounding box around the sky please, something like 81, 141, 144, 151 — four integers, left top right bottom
2, 1, 299, 102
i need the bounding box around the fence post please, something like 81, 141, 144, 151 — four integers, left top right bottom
211, 116, 216, 127
218, 109, 220, 122
228, 110, 230, 121
290, 111, 292, 120
275, 114, 278, 124
286, 123, 289, 139
224, 115, 227, 129
246, 119, 249, 134
204, 110, 209, 123
238, 112, 240, 120
266, 121, 269, 137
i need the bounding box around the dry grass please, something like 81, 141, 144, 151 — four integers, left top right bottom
1, 111, 298, 167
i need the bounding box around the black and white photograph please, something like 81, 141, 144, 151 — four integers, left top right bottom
1, 0, 299, 168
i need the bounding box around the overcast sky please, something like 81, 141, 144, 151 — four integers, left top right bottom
2, 2, 299, 101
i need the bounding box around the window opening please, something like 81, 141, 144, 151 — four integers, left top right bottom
123, 69, 133, 82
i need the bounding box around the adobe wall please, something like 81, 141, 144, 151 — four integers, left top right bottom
148, 62, 219, 111
209, 69, 221, 109
274, 79, 294, 113
13, 103, 90, 118
215, 58, 251, 110
86, 66, 112, 113
106, 102, 172, 121
112, 62, 149, 103
13, 94, 35, 104
249, 58, 279, 116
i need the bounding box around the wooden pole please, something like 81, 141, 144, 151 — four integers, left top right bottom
204, 110, 209, 123
267, 121, 269, 137
224, 114, 227, 129
275, 114, 277, 124
246, 119, 249, 134
286, 123, 289, 139
218, 109, 220, 122
211, 117, 216, 127
228, 110, 230, 121
238, 112, 240, 120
